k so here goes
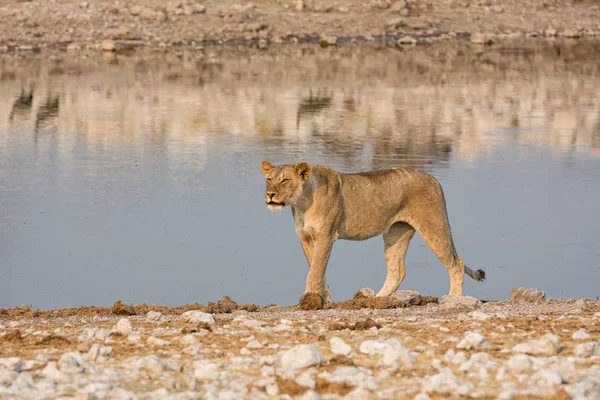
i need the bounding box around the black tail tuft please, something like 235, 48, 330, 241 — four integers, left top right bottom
476, 269, 486, 282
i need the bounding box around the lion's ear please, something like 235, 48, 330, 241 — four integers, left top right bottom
295, 162, 312, 181
260, 161, 275, 175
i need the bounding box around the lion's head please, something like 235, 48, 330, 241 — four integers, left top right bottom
260, 161, 312, 212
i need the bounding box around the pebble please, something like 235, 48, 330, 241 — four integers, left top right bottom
147, 336, 171, 347
330, 337, 352, 356
181, 310, 215, 324
397, 36, 417, 45
533, 369, 563, 386
276, 345, 323, 370
457, 332, 489, 350
355, 288, 375, 298
86, 344, 112, 362
297, 391, 323, 400
382, 338, 416, 367
562, 29, 581, 38
505, 354, 533, 371
0, 358, 23, 372
193, 360, 220, 380
114, 318, 133, 334
146, 311, 163, 321
137, 355, 168, 377
470, 310, 491, 321
424, 372, 472, 395
246, 340, 263, 349
469, 33, 493, 45
179, 334, 199, 347
513, 333, 560, 356
390, 290, 421, 304
574, 342, 599, 358
572, 329, 591, 340
440, 295, 482, 310
509, 287, 546, 302
359, 340, 388, 355
58, 352, 86, 373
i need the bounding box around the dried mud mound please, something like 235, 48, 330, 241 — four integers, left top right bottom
0, 297, 258, 319
330, 293, 438, 310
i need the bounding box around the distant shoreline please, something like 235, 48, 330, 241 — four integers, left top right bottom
1, 0, 600, 53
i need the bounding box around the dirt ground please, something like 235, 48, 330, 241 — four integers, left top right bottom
1, 0, 600, 51
1, 297, 599, 399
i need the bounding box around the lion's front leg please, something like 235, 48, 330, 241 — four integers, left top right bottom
298, 231, 333, 303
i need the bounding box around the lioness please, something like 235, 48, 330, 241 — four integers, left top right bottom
260, 161, 485, 304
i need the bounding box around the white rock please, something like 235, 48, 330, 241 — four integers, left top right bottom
470, 310, 491, 321
182, 345, 201, 356
42, 362, 67, 381
424, 372, 472, 395
86, 344, 112, 362
457, 332, 489, 350
246, 340, 263, 349
414, 393, 431, 400
146, 311, 163, 321
277, 345, 323, 370
330, 337, 352, 356
147, 336, 171, 347
513, 333, 560, 356
127, 333, 141, 343
564, 376, 600, 399
458, 352, 496, 374
58, 352, 86, 373
182, 310, 215, 324
0, 358, 22, 372
297, 390, 323, 400
329, 366, 372, 385
295, 369, 316, 389
240, 348, 251, 355
509, 287, 545, 302
259, 355, 276, 366
115, 318, 133, 334
440, 296, 482, 310
505, 354, 533, 371
389, 290, 421, 305
382, 338, 416, 367
572, 329, 591, 340
274, 323, 293, 332
533, 369, 563, 386
355, 287, 375, 297
179, 334, 199, 347
265, 384, 279, 396
193, 360, 220, 380
444, 349, 467, 365
359, 340, 387, 355
574, 342, 600, 357
137, 355, 168, 376
344, 386, 374, 399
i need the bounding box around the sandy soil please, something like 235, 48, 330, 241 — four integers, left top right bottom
1, 0, 600, 51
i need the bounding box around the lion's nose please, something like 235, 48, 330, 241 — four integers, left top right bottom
266, 192, 276, 199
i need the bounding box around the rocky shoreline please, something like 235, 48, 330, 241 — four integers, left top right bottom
1, 0, 600, 52
1, 292, 599, 399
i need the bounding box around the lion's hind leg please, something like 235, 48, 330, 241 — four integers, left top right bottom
376, 222, 416, 297
407, 200, 466, 296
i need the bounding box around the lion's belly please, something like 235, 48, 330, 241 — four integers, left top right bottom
337, 194, 405, 241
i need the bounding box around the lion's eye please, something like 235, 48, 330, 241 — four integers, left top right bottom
281, 178, 290, 184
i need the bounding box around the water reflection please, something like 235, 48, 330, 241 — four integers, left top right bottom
1, 40, 599, 308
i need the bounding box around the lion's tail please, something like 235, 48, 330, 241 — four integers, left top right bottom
465, 266, 486, 282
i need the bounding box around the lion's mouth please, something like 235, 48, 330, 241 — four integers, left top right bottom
267, 201, 285, 206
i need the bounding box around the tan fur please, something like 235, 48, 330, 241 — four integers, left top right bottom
260, 161, 485, 303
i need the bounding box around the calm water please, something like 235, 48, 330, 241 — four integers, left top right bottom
1, 41, 599, 309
